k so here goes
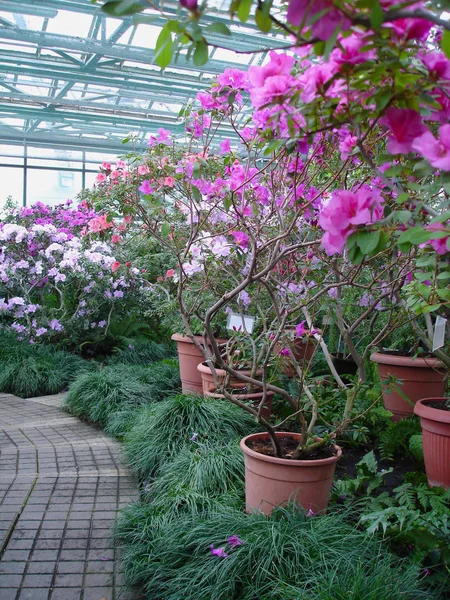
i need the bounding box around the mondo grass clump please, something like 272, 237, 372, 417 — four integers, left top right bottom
0, 341, 89, 398
64, 364, 151, 427
124, 393, 259, 479
115, 504, 437, 600
107, 339, 174, 366
126, 359, 181, 401
146, 440, 244, 516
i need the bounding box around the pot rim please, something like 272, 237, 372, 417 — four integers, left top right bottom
370, 351, 445, 369
414, 397, 450, 423
197, 361, 262, 375
240, 431, 342, 467
171, 333, 228, 344
205, 389, 274, 399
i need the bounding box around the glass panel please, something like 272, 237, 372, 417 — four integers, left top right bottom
0, 157, 24, 165
27, 159, 82, 169
84, 171, 98, 190
0, 166, 24, 210
27, 146, 83, 160
0, 144, 24, 157
26, 169, 83, 207
85, 151, 119, 163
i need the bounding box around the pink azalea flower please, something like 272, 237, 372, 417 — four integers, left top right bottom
287, 0, 351, 40
319, 188, 384, 255
419, 52, 450, 80
96, 172, 107, 183
111, 261, 121, 273
295, 320, 308, 337
164, 177, 175, 188
339, 134, 358, 161
280, 347, 291, 356
179, 0, 197, 10
379, 107, 428, 155
165, 269, 175, 278
138, 164, 150, 175
231, 231, 249, 249
210, 544, 228, 558
412, 124, 450, 170
331, 33, 376, 66
300, 62, 338, 103
111, 234, 121, 244
139, 180, 154, 195
425, 223, 450, 255
389, 17, 432, 41
219, 139, 231, 155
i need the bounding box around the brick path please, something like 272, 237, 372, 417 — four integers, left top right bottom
0, 393, 139, 600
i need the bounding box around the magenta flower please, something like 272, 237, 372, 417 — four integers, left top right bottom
319, 188, 384, 255
219, 139, 231, 155
231, 231, 249, 249
306, 508, 315, 517
179, 0, 197, 10
189, 432, 198, 442
139, 180, 154, 195
227, 535, 243, 549
287, 0, 350, 40
389, 17, 432, 42
295, 321, 309, 337
210, 544, 228, 558
379, 107, 428, 155
279, 347, 291, 356
412, 124, 450, 171
419, 51, 450, 80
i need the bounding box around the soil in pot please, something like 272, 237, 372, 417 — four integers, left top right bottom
248, 436, 337, 460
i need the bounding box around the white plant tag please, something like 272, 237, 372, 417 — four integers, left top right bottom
432, 315, 447, 351
227, 312, 255, 334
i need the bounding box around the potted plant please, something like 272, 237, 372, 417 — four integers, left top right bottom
273, 322, 322, 377
89, 29, 450, 514
414, 397, 450, 489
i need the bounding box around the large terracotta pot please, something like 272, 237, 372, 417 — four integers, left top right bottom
414, 398, 450, 488
240, 431, 341, 515
171, 334, 227, 395
274, 328, 321, 377
197, 361, 262, 395
370, 352, 447, 421
205, 389, 273, 420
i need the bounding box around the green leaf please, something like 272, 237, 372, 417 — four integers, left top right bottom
370, 0, 384, 30
237, 0, 252, 22
348, 244, 365, 265
161, 223, 171, 237
223, 196, 232, 212
191, 185, 202, 202
193, 39, 209, 66
101, 0, 145, 17
395, 193, 410, 205
442, 30, 450, 59
205, 22, 232, 36
356, 231, 381, 255
255, 7, 271, 32
437, 271, 450, 280
323, 24, 341, 61
155, 24, 173, 69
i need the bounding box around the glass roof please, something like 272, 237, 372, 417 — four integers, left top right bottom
0, 0, 286, 152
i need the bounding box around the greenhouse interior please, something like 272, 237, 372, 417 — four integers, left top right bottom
0, 0, 449, 599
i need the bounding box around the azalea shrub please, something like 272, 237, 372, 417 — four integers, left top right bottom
0, 200, 151, 352
87, 0, 450, 456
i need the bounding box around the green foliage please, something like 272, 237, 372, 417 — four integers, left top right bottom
64, 364, 150, 427
379, 417, 423, 461
124, 393, 259, 478
333, 450, 392, 499
146, 440, 244, 516
0, 338, 89, 398
114, 504, 436, 599
107, 339, 174, 366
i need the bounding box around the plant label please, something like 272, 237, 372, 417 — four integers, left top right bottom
227, 312, 255, 334
432, 315, 447, 351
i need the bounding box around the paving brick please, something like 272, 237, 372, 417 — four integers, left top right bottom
0, 589, 19, 600
83, 588, 114, 600
57, 561, 86, 574
22, 573, 54, 587
53, 573, 84, 587
19, 589, 50, 600
51, 588, 83, 600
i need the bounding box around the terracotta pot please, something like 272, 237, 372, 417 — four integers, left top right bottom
414, 398, 450, 488
171, 333, 227, 395
197, 361, 263, 395
274, 329, 321, 377
240, 431, 341, 515
205, 389, 273, 420
370, 352, 447, 421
